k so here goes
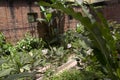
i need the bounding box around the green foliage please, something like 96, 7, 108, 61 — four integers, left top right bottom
0, 1, 120, 79
47, 69, 103, 80
15, 34, 45, 52
47, 47, 69, 66
108, 21, 120, 53
0, 34, 46, 79
0, 33, 71, 79
38, 5, 64, 46
39, 1, 120, 79
60, 30, 76, 48
0, 33, 11, 56
60, 29, 91, 58
4, 72, 36, 80
0, 49, 45, 79
0, 68, 14, 78
76, 23, 85, 34
0, 52, 32, 79
108, 21, 120, 35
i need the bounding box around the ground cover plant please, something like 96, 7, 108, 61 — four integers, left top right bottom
39, 0, 120, 79
0, 31, 83, 79
0, 28, 97, 80
46, 69, 104, 80
0, 0, 120, 80
0, 32, 11, 56
0, 22, 120, 80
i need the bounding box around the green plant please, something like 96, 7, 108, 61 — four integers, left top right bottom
0, 38, 48, 80
0, 51, 34, 79
76, 23, 85, 34
38, 5, 64, 46
108, 21, 120, 54
47, 69, 103, 80
60, 30, 76, 48
15, 34, 45, 52
43, 47, 69, 66
39, 1, 120, 79
0, 33, 12, 56
0, 48, 47, 79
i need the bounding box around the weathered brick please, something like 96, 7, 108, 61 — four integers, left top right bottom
0, 0, 120, 44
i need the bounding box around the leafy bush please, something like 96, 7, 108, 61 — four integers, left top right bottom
0, 48, 46, 79
39, 1, 120, 79
15, 34, 46, 52
0, 38, 70, 80
0, 33, 47, 79
47, 69, 103, 80
108, 21, 120, 54
38, 5, 64, 47
0, 33, 12, 56
46, 47, 69, 66
1, 1, 120, 79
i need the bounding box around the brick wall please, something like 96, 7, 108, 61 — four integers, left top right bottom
62, 6, 82, 32
0, 0, 80, 44
1, 0, 120, 44
102, 2, 120, 23
0, 0, 42, 43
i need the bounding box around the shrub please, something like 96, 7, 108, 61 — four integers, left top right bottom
15, 34, 46, 52
0, 33, 11, 55
39, 1, 120, 79
47, 69, 103, 80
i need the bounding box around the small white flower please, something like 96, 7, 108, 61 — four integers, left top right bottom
29, 52, 33, 56
42, 49, 48, 55
20, 68, 24, 72
86, 49, 93, 55
53, 47, 57, 51
80, 62, 85, 66
23, 46, 25, 49
67, 44, 72, 48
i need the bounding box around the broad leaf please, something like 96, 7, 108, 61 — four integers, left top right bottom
0, 68, 14, 77
0, 59, 6, 66
4, 72, 36, 80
